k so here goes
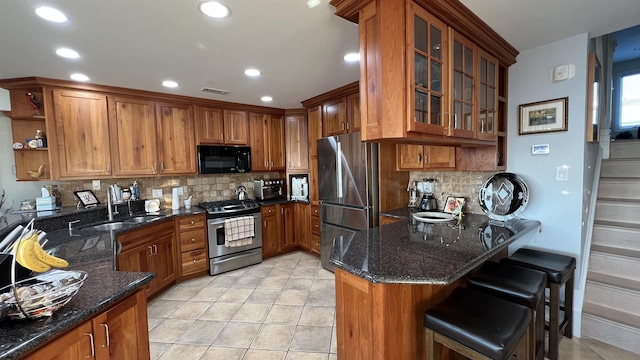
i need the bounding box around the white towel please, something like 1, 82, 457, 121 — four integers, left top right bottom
224, 216, 255, 247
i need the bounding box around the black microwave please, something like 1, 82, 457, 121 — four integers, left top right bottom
197, 145, 251, 174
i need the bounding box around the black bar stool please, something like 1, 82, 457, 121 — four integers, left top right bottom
467, 261, 547, 360
501, 248, 576, 360
424, 287, 531, 360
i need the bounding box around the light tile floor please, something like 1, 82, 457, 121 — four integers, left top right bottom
148, 251, 639, 360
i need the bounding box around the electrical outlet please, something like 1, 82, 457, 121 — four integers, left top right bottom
92, 180, 101, 190
152, 189, 163, 198
177, 187, 184, 196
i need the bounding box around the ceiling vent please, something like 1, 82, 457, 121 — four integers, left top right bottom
201, 87, 230, 95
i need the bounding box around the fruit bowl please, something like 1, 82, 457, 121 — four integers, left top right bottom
0, 269, 87, 320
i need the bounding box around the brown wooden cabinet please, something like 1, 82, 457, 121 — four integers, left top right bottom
285, 114, 309, 172
155, 102, 197, 174
295, 203, 311, 250
249, 113, 285, 171
396, 145, 455, 170
24, 289, 150, 360
310, 204, 320, 255
196, 107, 249, 145
261, 205, 280, 258
280, 203, 296, 252
379, 215, 402, 226
52, 89, 111, 177
346, 93, 361, 133
108, 96, 158, 176
176, 214, 208, 278
322, 97, 346, 137
351, 0, 515, 154
117, 220, 177, 298
307, 106, 322, 204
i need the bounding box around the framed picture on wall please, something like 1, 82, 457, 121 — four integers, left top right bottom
519, 97, 568, 135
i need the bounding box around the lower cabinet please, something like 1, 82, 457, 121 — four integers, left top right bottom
310, 203, 320, 255
24, 289, 150, 360
176, 214, 208, 277
295, 203, 310, 250
117, 220, 177, 298
261, 203, 315, 258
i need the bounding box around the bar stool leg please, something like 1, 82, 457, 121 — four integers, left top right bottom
536, 297, 545, 360
564, 275, 574, 338
425, 328, 439, 360
549, 282, 560, 360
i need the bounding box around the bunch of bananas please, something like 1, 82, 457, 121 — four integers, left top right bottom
13, 231, 69, 273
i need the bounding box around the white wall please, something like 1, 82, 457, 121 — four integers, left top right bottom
0, 89, 60, 209
508, 33, 591, 336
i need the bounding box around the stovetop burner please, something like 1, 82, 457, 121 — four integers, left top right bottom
198, 199, 259, 217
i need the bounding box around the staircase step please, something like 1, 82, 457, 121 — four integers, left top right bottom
583, 301, 640, 329
589, 251, 640, 281
593, 224, 640, 253
581, 313, 640, 355
584, 281, 640, 317
594, 200, 640, 223
587, 271, 640, 293
591, 244, 640, 259
598, 178, 640, 200
601, 159, 640, 178
610, 140, 640, 159
593, 220, 640, 230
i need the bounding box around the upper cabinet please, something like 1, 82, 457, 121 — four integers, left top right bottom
322, 92, 360, 137
156, 102, 197, 174
109, 96, 158, 176
335, 0, 516, 151
196, 108, 249, 145
249, 112, 285, 171
53, 89, 112, 178
285, 113, 309, 172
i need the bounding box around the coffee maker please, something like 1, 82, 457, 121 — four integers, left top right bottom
418, 178, 438, 211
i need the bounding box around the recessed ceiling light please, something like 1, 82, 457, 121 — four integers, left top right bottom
307, 0, 322, 8
199, 1, 230, 18
244, 69, 261, 77
56, 48, 80, 59
261, 96, 273, 102
343, 52, 360, 62
70, 73, 89, 82
162, 80, 179, 88
35, 6, 68, 23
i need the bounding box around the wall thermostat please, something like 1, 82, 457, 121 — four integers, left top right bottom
551, 64, 575, 82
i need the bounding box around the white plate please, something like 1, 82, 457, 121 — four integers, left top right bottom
411, 211, 455, 223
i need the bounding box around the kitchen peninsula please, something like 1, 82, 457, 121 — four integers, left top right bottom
332, 212, 540, 359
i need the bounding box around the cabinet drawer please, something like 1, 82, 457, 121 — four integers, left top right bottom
261, 205, 278, 216
311, 234, 321, 254
178, 214, 205, 230
179, 229, 206, 252
311, 217, 320, 235
311, 204, 320, 216
181, 249, 208, 275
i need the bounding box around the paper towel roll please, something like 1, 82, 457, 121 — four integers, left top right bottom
172, 188, 180, 210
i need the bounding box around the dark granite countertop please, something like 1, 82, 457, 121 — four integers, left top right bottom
331, 213, 540, 285
0, 206, 205, 359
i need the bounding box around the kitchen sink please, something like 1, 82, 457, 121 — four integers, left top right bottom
86, 222, 130, 231
126, 215, 161, 223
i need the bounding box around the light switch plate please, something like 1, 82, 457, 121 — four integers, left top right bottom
152, 189, 163, 198
92, 180, 101, 190
177, 187, 184, 196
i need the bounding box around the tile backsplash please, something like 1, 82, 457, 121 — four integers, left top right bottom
58, 173, 281, 208
409, 170, 498, 214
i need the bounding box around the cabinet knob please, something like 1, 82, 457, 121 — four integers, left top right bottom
191, 238, 196, 243
190, 220, 195, 224
193, 259, 197, 263
268, 209, 272, 213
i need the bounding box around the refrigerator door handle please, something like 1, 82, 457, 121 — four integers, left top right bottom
336, 141, 343, 199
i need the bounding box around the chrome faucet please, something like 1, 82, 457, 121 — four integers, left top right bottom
107, 186, 114, 221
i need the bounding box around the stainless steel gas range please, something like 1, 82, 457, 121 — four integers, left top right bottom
198, 199, 262, 275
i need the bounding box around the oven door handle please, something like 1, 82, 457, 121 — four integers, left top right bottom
211, 251, 259, 264
208, 219, 226, 227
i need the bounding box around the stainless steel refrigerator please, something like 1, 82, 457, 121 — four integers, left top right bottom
317, 132, 378, 271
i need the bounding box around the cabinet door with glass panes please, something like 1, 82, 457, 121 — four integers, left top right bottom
476, 50, 499, 140
447, 31, 477, 139
407, 5, 448, 136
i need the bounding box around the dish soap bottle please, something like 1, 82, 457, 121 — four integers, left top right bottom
132, 181, 140, 200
